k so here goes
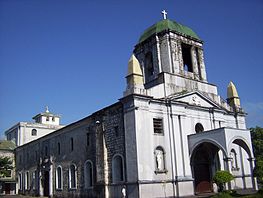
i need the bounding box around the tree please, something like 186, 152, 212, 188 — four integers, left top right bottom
0, 156, 13, 178
251, 127, 263, 158
251, 127, 263, 185
253, 157, 263, 185
213, 170, 234, 192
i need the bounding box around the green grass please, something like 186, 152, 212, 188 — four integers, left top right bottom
210, 190, 263, 198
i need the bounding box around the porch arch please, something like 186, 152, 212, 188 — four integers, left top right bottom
228, 136, 252, 158
190, 138, 227, 159
190, 141, 226, 194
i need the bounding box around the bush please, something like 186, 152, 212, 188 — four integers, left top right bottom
213, 170, 234, 192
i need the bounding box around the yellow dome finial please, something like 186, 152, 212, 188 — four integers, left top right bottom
127, 54, 143, 77
124, 54, 145, 96
227, 81, 241, 109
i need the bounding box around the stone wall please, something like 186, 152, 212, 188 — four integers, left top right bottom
16, 102, 125, 198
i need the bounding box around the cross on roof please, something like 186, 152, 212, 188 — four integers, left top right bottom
161, 10, 168, 20
45, 106, 49, 113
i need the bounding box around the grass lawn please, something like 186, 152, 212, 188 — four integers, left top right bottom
210, 190, 263, 198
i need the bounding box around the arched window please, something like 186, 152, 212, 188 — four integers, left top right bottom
25, 171, 30, 190
230, 149, 239, 170
195, 123, 204, 133
145, 52, 154, 81
69, 164, 77, 189
155, 146, 166, 173
56, 166, 63, 189
84, 161, 93, 188
112, 155, 124, 183
18, 172, 22, 190
32, 129, 37, 136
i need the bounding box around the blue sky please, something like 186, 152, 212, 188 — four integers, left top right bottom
0, 0, 262, 138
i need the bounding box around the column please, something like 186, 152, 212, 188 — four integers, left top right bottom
248, 158, 258, 190
103, 129, 109, 198
224, 157, 233, 190
178, 41, 184, 75
170, 39, 180, 74
197, 48, 207, 82
49, 158, 53, 197
191, 46, 199, 80
39, 169, 43, 196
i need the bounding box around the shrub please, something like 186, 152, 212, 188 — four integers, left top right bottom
213, 170, 234, 192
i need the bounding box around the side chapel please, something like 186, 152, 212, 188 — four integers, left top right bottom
15, 12, 257, 197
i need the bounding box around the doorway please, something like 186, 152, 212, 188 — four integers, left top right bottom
4, 183, 10, 194
192, 143, 214, 194
43, 171, 49, 196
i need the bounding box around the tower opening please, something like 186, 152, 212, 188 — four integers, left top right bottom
145, 52, 154, 81
182, 43, 193, 73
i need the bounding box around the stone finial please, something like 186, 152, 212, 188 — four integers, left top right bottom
124, 54, 145, 96
126, 54, 143, 86
127, 54, 143, 77
227, 81, 241, 109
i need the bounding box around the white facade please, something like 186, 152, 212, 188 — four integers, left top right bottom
123, 18, 257, 197
5, 108, 63, 146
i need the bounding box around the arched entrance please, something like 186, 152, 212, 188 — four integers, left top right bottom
191, 142, 222, 194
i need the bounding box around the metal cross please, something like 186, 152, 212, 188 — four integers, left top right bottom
161, 10, 168, 20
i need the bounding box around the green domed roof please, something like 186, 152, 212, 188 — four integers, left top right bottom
139, 19, 200, 43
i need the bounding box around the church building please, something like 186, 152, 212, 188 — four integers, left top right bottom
5, 107, 64, 146
15, 13, 257, 197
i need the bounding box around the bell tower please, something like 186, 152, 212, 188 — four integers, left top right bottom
125, 12, 218, 99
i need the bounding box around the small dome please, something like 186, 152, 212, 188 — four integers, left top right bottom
139, 19, 200, 43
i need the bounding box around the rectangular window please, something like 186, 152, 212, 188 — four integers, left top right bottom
153, 118, 163, 134
58, 142, 61, 155
86, 133, 90, 147
114, 126, 119, 137
182, 43, 193, 73
35, 151, 38, 161
71, 138, 74, 151
45, 146, 48, 156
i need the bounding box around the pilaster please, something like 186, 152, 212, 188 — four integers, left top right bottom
198, 48, 207, 82
248, 157, 258, 190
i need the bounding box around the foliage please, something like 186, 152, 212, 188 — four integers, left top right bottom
211, 191, 232, 198
253, 158, 263, 185
0, 156, 13, 177
213, 170, 234, 192
250, 127, 263, 158
250, 127, 263, 185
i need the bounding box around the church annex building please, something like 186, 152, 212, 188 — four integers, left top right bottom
13, 15, 257, 198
